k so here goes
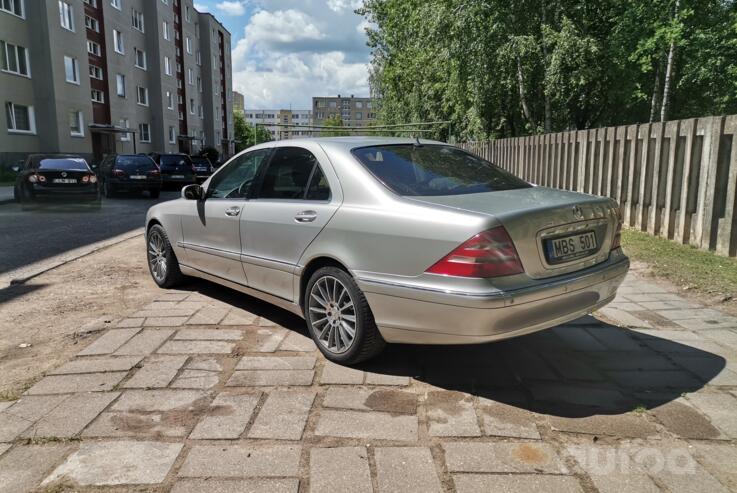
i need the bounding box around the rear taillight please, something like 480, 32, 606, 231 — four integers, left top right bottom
90, 175, 98, 183
611, 213, 623, 250
82, 175, 89, 183
30, 174, 46, 183
113, 169, 125, 177
426, 226, 524, 278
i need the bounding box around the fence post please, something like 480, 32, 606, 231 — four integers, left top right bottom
717, 115, 737, 256
694, 116, 725, 249
660, 120, 680, 240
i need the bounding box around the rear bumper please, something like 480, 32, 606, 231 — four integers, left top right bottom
109, 180, 161, 191
28, 185, 99, 201
357, 251, 629, 344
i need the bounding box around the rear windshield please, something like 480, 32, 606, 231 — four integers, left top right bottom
191, 157, 209, 165
116, 156, 156, 169
352, 144, 531, 196
160, 155, 192, 167
37, 158, 89, 171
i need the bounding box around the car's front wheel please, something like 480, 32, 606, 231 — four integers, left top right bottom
146, 224, 185, 288
305, 267, 385, 364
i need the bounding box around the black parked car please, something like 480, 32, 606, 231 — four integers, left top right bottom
98, 154, 162, 198
190, 156, 214, 182
13, 154, 99, 205
148, 153, 196, 189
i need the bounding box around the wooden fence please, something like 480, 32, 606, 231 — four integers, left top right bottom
460, 115, 737, 257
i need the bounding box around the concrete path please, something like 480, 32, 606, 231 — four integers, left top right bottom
2, 272, 737, 492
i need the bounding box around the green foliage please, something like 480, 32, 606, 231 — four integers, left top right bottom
233, 111, 273, 152
198, 146, 220, 164
321, 115, 350, 136
359, 0, 737, 140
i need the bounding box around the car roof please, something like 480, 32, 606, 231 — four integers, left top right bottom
269, 136, 447, 151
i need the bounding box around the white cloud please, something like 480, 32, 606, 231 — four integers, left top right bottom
231, 4, 371, 109
217, 1, 246, 16
194, 2, 209, 12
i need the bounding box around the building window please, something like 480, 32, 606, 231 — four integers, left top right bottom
164, 56, 172, 76
87, 40, 101, 56
0, 41, 30, 77
185, 5, 190, 22
5, 102, 35, 134
196, 76, 201, 92
187, 68, 193, 85
189, 98, 194, 114
0, 0, 24, 18
161, 0, 168, 4
139, 123, 150, 142
132, 9, 144, 31
84, 15, 99, 32
111, 0, 121, 10
88, 64, 103, 79
162, 21, 170, 40
69, 110, 84, 137
91, 89, 104, 103
134, 48, 146, 70
176, 61, 181, 73
329, 101, 336, 108
116, 73, 125, 96
166, 91, 173, 109
58, 1, 74, 31
196, 50, 201, 66
136, 86, 148, 106
198, 104, 203, 118
113, 29, 124, 54
168, 125, 175, 143
119, 118, 130, 140
178, 110, 183, 121
83, 0, 97, 7
185, 36, 192, 54
64, 56, 79, 84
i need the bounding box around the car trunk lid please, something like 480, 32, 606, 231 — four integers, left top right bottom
408, 187, 619, 279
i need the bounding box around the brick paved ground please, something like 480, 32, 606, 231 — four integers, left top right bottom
1, 272, 737, 492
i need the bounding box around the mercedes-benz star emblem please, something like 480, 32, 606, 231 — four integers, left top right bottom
61, 172, 67, 177
572, 205, 583, 220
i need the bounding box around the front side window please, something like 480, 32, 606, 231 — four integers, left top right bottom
64, 56, 78, 83
352, 144, 531, 197
0, 0, 24, 18
1, 40, 29, 77
58, 1, 74, 31
5, 102, 34, 133
257, 147, 329, 201
207, 149, 270, 199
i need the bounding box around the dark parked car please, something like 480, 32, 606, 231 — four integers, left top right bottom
98, 154, 162, 198
13, 154, 99, 205
148, 153, 196, 189
190, 156, 214, 182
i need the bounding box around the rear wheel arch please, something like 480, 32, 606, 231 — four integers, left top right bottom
299, 256, 351, 310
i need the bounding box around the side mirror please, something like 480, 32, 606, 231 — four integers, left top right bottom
182, 184, 204, 200
10, 165, 20, 173
90, 163, 99, 170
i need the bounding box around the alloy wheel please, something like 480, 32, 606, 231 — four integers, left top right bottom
148, 231, 168, 282
308, 275, 357, 354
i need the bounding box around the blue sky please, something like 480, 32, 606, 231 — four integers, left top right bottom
193, 0, 372, 110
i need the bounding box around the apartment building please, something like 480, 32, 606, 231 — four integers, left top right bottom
0, 0, 233, 169
233, 90, 244, 115
244, 109, 313, 140
312, 95, 377, 128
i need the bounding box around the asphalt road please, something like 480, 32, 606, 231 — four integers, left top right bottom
0, 191, 180, 275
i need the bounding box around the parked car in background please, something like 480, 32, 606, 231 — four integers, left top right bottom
144, 137, 628, 364
190, 156, 214, 182
148, 153, 196, 190
13, 154, 99, 206
98, 154, 162, 198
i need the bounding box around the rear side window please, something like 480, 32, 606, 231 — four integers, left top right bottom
116, 156, 156, 170
257, 147, 330, 201
37, 158, 89, 170
352, 144, 530, 196
160, 155, 192, 167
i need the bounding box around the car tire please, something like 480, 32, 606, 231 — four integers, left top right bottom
103, 180, 115, 198
146, 224, 185, 288
304, 266, 386, 364
149, 189, 160, 199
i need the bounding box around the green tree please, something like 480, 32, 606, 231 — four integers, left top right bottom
234, 111, 272, 152
321, 115, 350, 136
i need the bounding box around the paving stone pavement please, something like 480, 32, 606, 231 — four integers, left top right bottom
3, 271, 737, 491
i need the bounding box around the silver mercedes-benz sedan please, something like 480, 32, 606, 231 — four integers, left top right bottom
145, 137, 629, 363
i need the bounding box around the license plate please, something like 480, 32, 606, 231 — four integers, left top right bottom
130, 175, 147, 180
53, 178, 77, 184
546, 231, 597, 263
171, 175, 185, 179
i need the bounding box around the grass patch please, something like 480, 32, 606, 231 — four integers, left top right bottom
621, 229, 737, 297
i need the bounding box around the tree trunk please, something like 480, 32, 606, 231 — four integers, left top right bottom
660, 0, 680, 122
541, 2, 552, 133
650, 62, 661, 123
516, 56, 534, 127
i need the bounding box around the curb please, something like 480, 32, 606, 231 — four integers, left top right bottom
3, 228, 145, 286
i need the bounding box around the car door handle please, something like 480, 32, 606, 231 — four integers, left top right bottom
225, 206, 241, 216
294, 210, 317, 222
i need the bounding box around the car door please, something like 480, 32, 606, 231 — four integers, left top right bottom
240, 144, 342, 301
180, 148, 272, 284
